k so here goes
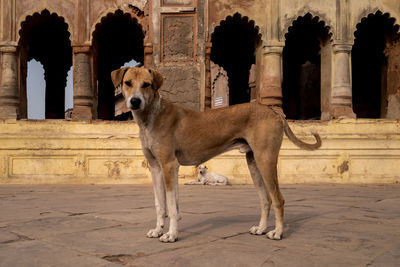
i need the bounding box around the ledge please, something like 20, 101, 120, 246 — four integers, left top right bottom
0, 119, 399, 184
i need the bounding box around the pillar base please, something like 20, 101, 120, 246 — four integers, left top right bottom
72, 106, 93, 121
321, 111, 332, 120
0, 106, 18, 119
331, 106, 356, 119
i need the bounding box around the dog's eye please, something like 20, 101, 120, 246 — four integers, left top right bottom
124, 81, 132, 87
142, 82, 150, 88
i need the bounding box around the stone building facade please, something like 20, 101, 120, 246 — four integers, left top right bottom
0, 0, 399, 184
1, 0, 400, 120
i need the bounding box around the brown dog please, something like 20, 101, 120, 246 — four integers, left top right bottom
111, 67, 321, 242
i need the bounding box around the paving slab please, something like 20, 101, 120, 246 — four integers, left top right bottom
0, 184, 399, 267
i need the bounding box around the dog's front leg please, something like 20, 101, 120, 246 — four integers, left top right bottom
147, 163, 166, 238
159, 160, 180, 243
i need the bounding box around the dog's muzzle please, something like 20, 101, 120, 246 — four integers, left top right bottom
130, 97, 142, 110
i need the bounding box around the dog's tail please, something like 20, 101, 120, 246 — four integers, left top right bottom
270, 108, 321, 150
282, 119, 321, 150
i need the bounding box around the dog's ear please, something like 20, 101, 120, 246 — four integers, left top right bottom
111, 67, 129, 88
148, 68, 164, 90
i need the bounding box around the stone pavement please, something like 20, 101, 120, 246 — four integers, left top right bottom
0, 184, 399, 267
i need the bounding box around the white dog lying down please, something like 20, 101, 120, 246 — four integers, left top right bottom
185, 165, 229, 185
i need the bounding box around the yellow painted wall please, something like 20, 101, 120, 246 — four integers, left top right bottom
0, 119, 399, 184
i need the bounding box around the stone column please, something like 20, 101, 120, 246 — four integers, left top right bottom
144, 42, 153, 68
72, 45, 93, 120
331, 43, 356, 118
0, 44, 19, 119
204, 41, 212, 109
258, 41, 284, 107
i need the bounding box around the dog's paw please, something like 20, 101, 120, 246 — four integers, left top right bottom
159, 232, 178, 243
249, 225, 267, 235
147, 228, 163, 238
266, 229, 283, 240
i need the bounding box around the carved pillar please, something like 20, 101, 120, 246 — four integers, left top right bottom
144, 42, 153, 68
204, 41, 212, 109
258, 41, 284, 107
0, 44, 19, 118
72, 45, 93, 120
331, 43, 356, 118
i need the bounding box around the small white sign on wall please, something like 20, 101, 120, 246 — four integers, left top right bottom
214, 96, 223, 107
211, 61, 229, 109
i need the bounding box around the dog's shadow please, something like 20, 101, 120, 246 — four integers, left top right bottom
178, 212, 312, 239
179, 214, 256, 239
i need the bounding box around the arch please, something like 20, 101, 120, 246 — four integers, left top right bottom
92, 9, 145, 120
17, 7, 73, 45
18, 9, 72, 119
354, 8, 400, 32
282, 13, 331, 120
282, 11, 334, 42
352, 10, 400, 118
210, 12, 262, 106
90, 6, 146, 45
208, 8, 265, 41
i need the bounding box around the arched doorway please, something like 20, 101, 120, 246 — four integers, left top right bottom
93, 10, 144, 120
19, 9, 72, 119
352, 11, 399, 118
282, 13, 330, 120
210, 13, 261, 106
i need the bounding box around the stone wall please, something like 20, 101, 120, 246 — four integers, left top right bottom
149, 0, 205, 111
162, 15, 195, 61
158, 65, 200, 111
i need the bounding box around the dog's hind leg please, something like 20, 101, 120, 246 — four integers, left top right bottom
160, 159, 180, 243
246, 151, 271, 235
253, 150, 285, 240
146, 158, 166, 238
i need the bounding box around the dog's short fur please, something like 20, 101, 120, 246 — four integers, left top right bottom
111, 67, 321, 242
185, 165, 228, 185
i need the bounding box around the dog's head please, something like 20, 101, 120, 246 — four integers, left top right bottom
198, 165, 208, 176
111, 67, 164, 111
